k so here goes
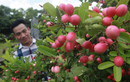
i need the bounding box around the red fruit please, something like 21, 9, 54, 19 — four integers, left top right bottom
66, 32, 76, 42
99, 0, 103, 3
105, 25, 120, 40
119, 28, 126, 32
65, 4, 74, 15
122, 69, 126, 76
106, 38, 113, 46
46, 21, 54, 27
55, 40, 64, 47
27, 76, 30, 79
86, 34, 90, 38
74, 76, 79, 81
127, 71, 130, 76
94, 43, 107, 54
98, 36, 106, 43
112, 78, 116, 82
97, 57, 101, 63
107, 75, 112, 80
76, 44, 82, 50
88, 56, 93, 62
102, 8, 108, 17
111, 73, 114, 77
13, 78, 17, 81
58, 35, 66, 43
99, 13, 104, 17
66, 69, 70, 72
102, 17, 113, 26
128, 68, 130, 71
114, 56, 124, 67
89, 44, 95, 53
92, 7, 99, 13
43, 20, 46, 22
52, 43, 58, 49
82, 41, 92, 49
116, 4, 128, 17
106, 7, 116, 17
70, 14, 81, 25
59, 3, 66, 11
61, 14, 70, 23
64, 41, 75, 52
54, 66, 60, 73
80, 56, 88, 63
51, 66, 55, 72
33, 70, 36, 74
11, 77, 15, 80
89, 54, 95, 58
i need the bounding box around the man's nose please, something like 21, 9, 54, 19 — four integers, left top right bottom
21, 33, 26, 37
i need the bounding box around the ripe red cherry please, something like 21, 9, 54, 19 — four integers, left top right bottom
89, 54, 95, 58
66, 69, 70, 72
27, 76, 30, 79
114, 56, 124, 67
52, 43, 58, 49
119, 28, 126, 32
51, 66, 55, 72
61, 14, 70, 23
98, 36, 106, 43
66, 32, 76, 42
89, 44, 95, 53
105, 25, 120, 40
64, 41, 75, 52
116, 4, 128, 17
102, 8, 108, 17
54, 66, 60, 73
92, 7, 99, 13
65, 4, 74, 15
88, 56, 93, 62
107, 75, 112, 80
80, 56, 88, 63
86, 34, 90, 38
127, 71, 130, 76
58, 35, 66, 43
97, 57, 101, 63
55, 40, 64, 47
82, 41, 92, 49
59, 3, 66, 11
70, 14, 81, 25
74, 76, 79, 81
106, 7, 116, 17
76, 44, 82, 50
106, 38, 113, 46
102, 17, 113, 26
94, 43, 107, 54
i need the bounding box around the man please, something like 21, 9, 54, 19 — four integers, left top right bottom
10, 18, 37, 62
10, 18, 50, 81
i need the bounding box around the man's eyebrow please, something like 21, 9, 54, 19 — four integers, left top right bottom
15, 28, 27, 34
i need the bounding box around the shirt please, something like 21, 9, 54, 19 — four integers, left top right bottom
13, 38, 37, 62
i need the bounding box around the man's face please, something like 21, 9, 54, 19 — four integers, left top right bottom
13, 23, 32, 46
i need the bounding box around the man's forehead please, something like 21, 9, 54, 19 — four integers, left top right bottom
13, 24, 27, 33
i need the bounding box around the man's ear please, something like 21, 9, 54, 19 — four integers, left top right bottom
13, 34, 17, 39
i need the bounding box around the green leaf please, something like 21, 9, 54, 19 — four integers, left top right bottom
111, 20, 120, 28
43, 2, 56, 17
71, 65, 89, 76
86, 10, 103, 18
65, 27, 75, 32
113, 65, 122, 82
76, 38, 86, 46
125, 11, 130, 22
98, 61, 114, 70
57, 29, 63, 37
56, 7, 61, 23
126, 58, 130, 64
115, 0, 129, 8
38, 45, 57, 57
109, 56, 115, 61
117, 32, 130, 49
88, 24, 105, 36
47, 25, 61, 30
109, 51, 117, 56
78, 2, 89, 23
46, 36, 55, 43
126, 50, 130, 57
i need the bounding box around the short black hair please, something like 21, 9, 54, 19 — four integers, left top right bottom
10, 18, 27, 33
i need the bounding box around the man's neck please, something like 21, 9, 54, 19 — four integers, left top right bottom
22, 38, 32, 47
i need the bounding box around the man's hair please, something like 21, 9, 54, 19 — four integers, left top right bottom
10, 18, 27, 33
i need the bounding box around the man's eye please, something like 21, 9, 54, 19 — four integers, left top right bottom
16, 33, 20, 36
23, 29, 27, 33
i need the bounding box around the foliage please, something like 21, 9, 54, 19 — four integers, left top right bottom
0, 34, 6, 42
